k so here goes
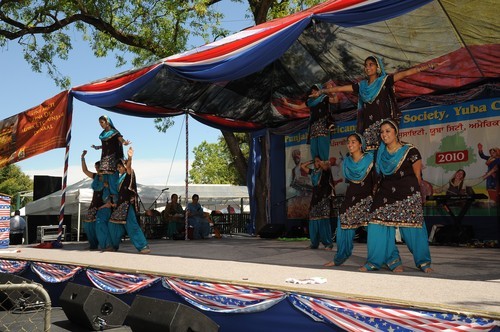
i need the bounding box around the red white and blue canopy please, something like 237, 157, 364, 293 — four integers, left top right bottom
71, 0, 499, 131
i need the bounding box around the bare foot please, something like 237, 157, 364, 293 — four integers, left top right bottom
422, 267, 433, 273
392, 265, 404, 273
358, 266, 368, 272
323, 261, 336, 267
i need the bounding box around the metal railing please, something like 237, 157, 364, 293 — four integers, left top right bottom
0, 282, 52, 331
212, 213, 251, 235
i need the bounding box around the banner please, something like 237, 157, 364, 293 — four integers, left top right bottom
0, 91, 70, 168
285, 97, 500, 220
0, 195, 11, 248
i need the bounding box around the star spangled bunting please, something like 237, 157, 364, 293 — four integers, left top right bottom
31, 262, 82, 283
289, 294, 499, 332
0, 259, 29, 274
165, 277, 286, 313
86, 269, 159, 294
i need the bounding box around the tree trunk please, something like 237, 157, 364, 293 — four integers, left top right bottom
221, 131, 247, 183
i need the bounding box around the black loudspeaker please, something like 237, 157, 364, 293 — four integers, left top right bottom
258, 224, 285, 239
126, 295, 219, 332
435, 224, 475, 244
33, 175, 62, 201
0, 273, 39, 312
59, 282, 130, 331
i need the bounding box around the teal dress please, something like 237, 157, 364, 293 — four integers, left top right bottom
84, 173, 112, 250
307, 168, 334, 249
109, 172, 149, 252
365, 144, 432, 271
332, 152, 374, 265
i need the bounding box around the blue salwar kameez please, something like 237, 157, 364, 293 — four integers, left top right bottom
366, 143, 432, 271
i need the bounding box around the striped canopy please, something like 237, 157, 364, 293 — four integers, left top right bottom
71, 0, 499, 131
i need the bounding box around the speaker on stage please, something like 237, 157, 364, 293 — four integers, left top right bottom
59, 282, 130, 331
0, 273, 38, 311
258, 223, 285, 239
33, 175, 62, 201
126, 295, 219, 332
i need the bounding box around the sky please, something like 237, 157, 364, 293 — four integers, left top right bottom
0, 2, 253, 187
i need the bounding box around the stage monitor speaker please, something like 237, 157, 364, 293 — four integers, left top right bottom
126, 295, 219, 332
435, 224, 475, 244
0, 273, 39, 312
33, 175, 62, 201
59, 282, 130, 331
258, 224, 285, 239
25, 214, 71, 244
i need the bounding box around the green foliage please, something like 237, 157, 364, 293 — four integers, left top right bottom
190, 134, 249, 185
425, 132, 477, 172
0, 0, 231, 89
0, 165, 33, 208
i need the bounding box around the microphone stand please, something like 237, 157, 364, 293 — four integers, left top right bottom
148, 189, 168, 210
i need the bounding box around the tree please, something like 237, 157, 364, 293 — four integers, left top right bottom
0, 164, 33, 209
1, 0, 321, 231
190, 134, 249, 185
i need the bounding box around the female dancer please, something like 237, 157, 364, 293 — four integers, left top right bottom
362, 119, 432, 273
108, 147, 150, 254
284, 83, 338, 162
300, 156, 334, 250
92, 115, 131, 174
320, 56, 443, 151
81, 150, 113, 250
324, 133, 375, 267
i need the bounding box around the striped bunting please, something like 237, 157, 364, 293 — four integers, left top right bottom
0, 259, 29, 274
31, 262, 82, 283
289, 294, 499, 331
164, 277, 286, 313
86, 268, 159, 294
0, 196, 10, 248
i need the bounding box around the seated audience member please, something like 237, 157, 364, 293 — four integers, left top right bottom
186, 194, 211, 239
161, 194, 185, 239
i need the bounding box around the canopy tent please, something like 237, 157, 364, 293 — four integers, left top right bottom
69, 0, 499, 132
25, 178, 249, 215
25, 178, 249, 240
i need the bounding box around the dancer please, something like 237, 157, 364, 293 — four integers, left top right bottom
300, 156, 334, 250
320, 56, 444, 151
92, 115, 131, 174
283, 83, 338, 161
108, 146, 150, 254
361, 119, 432, 273
80, 150, 113, 251
324, 133, 374, 267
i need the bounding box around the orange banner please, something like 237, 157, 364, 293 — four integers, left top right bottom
0, 91, 70, 168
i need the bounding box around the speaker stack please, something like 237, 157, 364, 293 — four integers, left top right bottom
59, 282, 130, 331
258, 223, 285, 239
126, 295, 219, 332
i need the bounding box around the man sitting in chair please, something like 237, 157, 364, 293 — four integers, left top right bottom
161, 193, 185, 239
187, 194, 211, 239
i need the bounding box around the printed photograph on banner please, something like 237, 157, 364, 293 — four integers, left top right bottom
284, 97, 499, 220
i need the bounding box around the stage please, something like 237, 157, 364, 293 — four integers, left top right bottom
1, 236, 500, 331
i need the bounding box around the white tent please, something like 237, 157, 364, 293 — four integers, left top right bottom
25, 178, 249, 240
